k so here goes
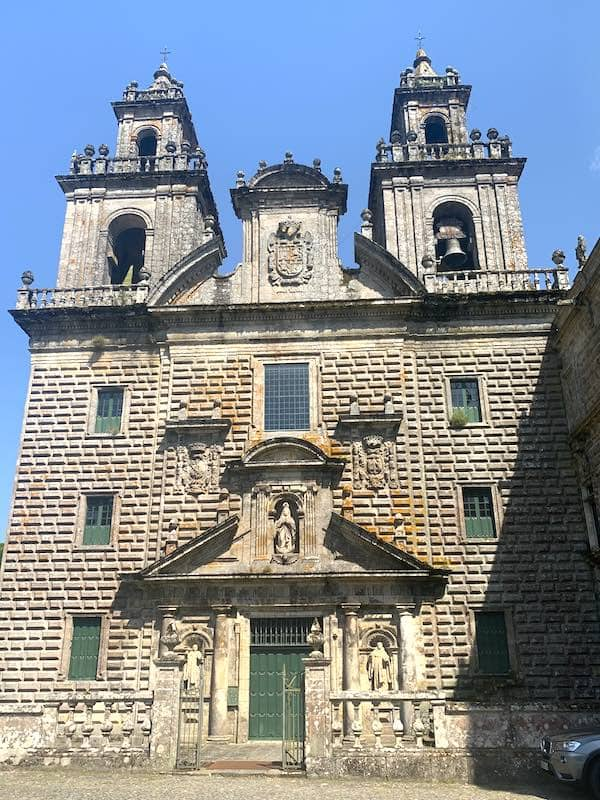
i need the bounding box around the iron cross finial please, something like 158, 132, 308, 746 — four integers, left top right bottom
160, 47, 171, 64
415, 31, 426, 49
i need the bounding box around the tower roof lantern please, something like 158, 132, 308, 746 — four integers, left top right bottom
121, 62, 185, 102
413, 47, 437, 77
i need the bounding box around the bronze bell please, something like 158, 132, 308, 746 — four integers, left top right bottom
442, 237, 467, 269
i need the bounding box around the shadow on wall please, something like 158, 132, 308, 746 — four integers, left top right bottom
447, 342, 600, 792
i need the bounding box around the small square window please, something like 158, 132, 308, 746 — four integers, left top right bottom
83, 495, 114, 546
475, 611, 510, 674
450, 378, 481, 423
68, 617, 101, 680
95, 388, 123, 434
264, 363, 310, 431
462, 487, 496, 538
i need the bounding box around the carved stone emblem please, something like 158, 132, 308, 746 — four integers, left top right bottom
267, 219, 313, 286
176, 443, 220, 495
353, 435, 398, 491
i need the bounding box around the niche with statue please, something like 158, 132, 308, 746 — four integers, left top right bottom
270, 494, 303, 564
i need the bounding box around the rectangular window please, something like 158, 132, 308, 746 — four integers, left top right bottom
463, 487, 496, 538
475, 611, 510, 674
450, 378, 481, 423
68, 617, 101, 680
264, 363, 310, 431
95, 388, 123, 434
83, 495, 113, 546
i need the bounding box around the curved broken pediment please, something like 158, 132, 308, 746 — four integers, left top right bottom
147, 236, 226, 306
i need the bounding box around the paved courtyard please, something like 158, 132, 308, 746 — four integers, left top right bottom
0, 769, 584, 800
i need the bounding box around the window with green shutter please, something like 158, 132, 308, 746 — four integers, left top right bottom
68, 617, 101, 680
462, 487, 496, 538
450, 378, 481, 423
95, 388, 123, 433
475, 611, 510, 674
83, 495, 113, 545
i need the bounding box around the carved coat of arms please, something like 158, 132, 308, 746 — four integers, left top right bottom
176, 443, 220, 495
267, 219, 313, 286
353, 435, 398, 491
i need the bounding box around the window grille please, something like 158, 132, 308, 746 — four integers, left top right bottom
475, 611, 510, 674
251, 618, 315, 647
463, 487, 496, 538
264, 363, 310, 431
95, 388, 123, 433
83, 495, 114, 546
68, 617, 101, 680
450, 378, 481, 423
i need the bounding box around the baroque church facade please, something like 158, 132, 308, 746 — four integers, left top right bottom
1, 50, 599, 775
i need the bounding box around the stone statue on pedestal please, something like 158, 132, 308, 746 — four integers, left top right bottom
367, 641, 392, 691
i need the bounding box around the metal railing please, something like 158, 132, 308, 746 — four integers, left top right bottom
423, 268, 570, 294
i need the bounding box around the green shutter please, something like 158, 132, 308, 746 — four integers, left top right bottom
95, 389, 123, 433
83, 496, 113, 545
476, 612, 510, 674
463, 487, 496, 538
68, 617, 101, 680
450, 379, 481, 423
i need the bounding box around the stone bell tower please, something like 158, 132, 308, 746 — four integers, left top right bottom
368, 48, 528, 280
55, 62, 221, 289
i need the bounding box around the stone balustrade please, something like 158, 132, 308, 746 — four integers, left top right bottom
377, 139, 512, 163
54, 692, 153, 754
16, 284, 150, 310
423, 268, 570, 294
329, 691, 445, 750
70, 152, 207, 176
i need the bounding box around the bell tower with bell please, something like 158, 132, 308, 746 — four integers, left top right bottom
55, 59, 222, 290
367, 45, 528, 280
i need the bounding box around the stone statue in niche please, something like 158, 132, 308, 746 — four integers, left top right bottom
176, 443, 220, 495
182, 643, 203, 689
267, 219, 313, 286
274, 502, 297, 554
353, 435, 398, 491
367, 641, 393, 691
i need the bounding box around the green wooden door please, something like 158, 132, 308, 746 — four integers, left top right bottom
249, 648, 306, 740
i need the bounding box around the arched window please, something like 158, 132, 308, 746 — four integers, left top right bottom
106, 214, 147, 285
137, 129, 157, 172
424, 116, 448, 145
433, 202, 479, 270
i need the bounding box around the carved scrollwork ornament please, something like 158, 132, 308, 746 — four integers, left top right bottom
352, 434, 398, 491
176, 443, 221, 495
267, 219, 313, 286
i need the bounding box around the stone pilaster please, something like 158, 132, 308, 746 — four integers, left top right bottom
208, 605, 231, 740
397, 605, 417, 737
341, 604, 360, 737
303, 655, 332, 774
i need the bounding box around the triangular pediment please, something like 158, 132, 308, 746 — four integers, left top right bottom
126, 511, 447, 582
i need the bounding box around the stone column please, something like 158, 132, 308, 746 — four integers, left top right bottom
303, 655, 332, 774
157, 606, 178, 658
341, 604, 360, 738
397, 605, 417, 737
209, 606, 231, 740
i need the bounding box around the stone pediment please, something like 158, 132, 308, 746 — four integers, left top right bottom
354, 233, 426, 298
126, 511, 447, 582
226, 437, 344, 484
147, 236, 226, 306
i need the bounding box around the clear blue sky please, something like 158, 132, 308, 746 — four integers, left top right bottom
1, 0, 599, 539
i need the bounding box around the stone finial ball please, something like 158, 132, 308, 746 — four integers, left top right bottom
470, 129, 481, 141
98, 144, 109, 157
165, 141, 177, 153
312, 158, 321, 170
421, 254, 435, 270
551, 249, 566, 266
407, 130, 418, 143
84, 144, 95, 157
21, 270, 34, 287
390, 130, 401, 144
258, 160, 267, 170
360, 209, 373, 223
487, 128, 499, 140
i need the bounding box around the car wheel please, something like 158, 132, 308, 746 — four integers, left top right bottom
588, 759, 600, 800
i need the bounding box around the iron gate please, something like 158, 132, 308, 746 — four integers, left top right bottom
175, 677, 204, 769
282, 664, 304, 770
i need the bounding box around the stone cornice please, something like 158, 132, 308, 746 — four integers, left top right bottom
10, 291, 564, 343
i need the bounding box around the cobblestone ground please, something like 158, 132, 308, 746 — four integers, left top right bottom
0, 770, 585, 800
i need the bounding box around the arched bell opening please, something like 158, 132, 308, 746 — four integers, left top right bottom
137, 128, 158, 172
433, 201, 479, 271
424, 115, 448, 145
107, 213, 147, 285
